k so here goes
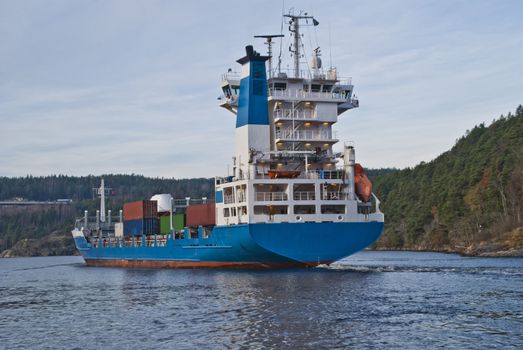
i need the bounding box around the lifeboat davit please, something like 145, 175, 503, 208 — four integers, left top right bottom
354, 163, 372, 202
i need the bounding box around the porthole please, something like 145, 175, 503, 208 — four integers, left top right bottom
296, 216, 302, 222
337, 215, 344, 221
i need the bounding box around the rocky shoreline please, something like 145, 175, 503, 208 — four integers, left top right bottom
374, 227, 523, 258
0, 232, 78, 258
372, 247, 523, 258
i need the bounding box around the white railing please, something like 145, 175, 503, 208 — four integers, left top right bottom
221, 71, 241, 81
237, 192, 246, 203
269, 89, 351, 101
219, 94, 238, 105
222, 70, 352, 88
224, 195, 235, 204
255, 192, 288, 201
269, 69, 312, 80
321, 192, 348, 200
293, 191, 316, 201
269, 68, 352, 84
306, 170, 344, 180
275, 129, 337, 141
273, 109, 316, 120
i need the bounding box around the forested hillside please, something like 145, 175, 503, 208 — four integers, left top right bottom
373, 106, 523, 255
0, 175, 213, 202
0, 176, 213, 253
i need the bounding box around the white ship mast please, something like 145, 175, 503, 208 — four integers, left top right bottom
100, 179, 105, 222
93, 178, 111, 223
284, 12, 319, 78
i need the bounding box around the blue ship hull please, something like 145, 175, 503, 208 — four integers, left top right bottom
74, 222, 384, 269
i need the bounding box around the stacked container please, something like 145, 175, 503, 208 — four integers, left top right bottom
186, 203, 215, 227
123, 200, 159, 236
159, 213, 186, 234
159, 215, 170, 235
173, 213, 186, 231
124, 200, 158, 219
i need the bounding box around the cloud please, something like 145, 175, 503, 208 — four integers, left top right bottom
1, 0, 522, 176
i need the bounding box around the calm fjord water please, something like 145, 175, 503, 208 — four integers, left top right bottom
1, 251, 522, 349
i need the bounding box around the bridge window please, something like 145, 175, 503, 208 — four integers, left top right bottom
273, 82, 287, 90
322, 85, 333, 92
311, 84, 321, 92
222, 86, 232, 98
294, 205, 315, 214
254, 205, 288, 215
321, 205, 345, 214
254, 206, 269, 215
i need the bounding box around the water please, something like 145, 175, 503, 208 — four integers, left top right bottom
1, 252, 522, 349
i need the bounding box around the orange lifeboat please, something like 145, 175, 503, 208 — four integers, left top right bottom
354, 163, 372, 202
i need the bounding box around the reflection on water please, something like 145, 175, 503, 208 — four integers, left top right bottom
0, 252, 522, 349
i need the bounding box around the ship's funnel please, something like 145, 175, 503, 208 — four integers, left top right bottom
235, 46, 270, 128
234, 45, 271, 179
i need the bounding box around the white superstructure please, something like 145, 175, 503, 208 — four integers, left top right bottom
215, 12, 382, 227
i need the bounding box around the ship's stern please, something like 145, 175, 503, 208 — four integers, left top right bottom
249, 220, 384, 266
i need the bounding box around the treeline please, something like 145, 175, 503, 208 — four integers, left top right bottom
366, 168, 400, 181
373, 105, 523, 252
0, 175, 214, 202
0, 176, 214, 251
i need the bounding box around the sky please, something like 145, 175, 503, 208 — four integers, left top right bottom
1, 0, 522, 178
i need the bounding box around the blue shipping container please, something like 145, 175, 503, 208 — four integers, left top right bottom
124, 218, 159, 236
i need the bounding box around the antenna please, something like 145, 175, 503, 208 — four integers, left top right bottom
329, 22, 333, 69
284, 12, 319, 78
277, 0, 285, 75
254, 34, 284, 78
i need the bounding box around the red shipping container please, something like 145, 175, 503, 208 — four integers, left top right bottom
186, 203, 215, 227
123, 200, 158, 220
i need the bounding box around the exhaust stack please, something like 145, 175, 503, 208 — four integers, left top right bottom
344, 144, 356, 200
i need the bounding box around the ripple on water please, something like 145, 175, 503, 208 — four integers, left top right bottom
0, 252, 522, 349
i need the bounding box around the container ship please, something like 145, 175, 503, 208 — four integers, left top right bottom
72, 11, 384, 268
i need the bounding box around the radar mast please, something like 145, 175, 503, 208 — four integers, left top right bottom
254, 34, 284, 78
